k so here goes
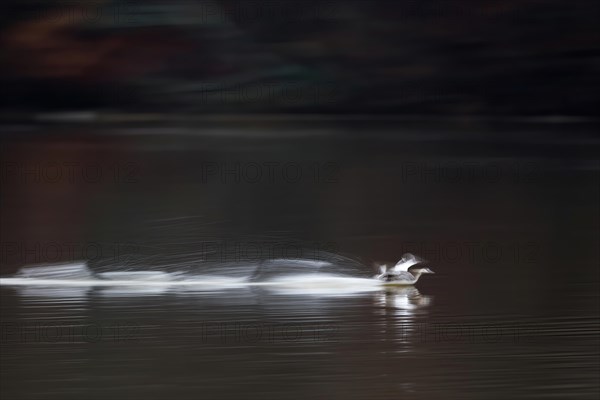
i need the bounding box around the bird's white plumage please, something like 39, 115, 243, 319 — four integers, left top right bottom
388, 253, 423, 273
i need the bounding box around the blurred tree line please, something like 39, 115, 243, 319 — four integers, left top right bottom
1, 0, 598, 115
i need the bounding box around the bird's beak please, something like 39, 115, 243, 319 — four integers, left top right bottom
427, 268, 435, 274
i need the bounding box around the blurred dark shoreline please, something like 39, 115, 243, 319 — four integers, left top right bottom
2, 0, 599, 116
1, 114, 598, 160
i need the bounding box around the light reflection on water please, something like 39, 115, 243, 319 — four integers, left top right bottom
2, 278, 598, 400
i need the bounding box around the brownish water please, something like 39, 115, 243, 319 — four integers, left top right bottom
1, 122, 599, 399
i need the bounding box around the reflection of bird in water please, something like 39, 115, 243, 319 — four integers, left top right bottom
375, 287, 433, 310
374, 253, 435, 285
373, 287, 432, 348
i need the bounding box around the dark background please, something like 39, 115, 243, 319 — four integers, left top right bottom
1, 0, 599, 115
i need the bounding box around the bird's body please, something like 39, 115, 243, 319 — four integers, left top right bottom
382, 271, 419, 283
374, 253, 434, 285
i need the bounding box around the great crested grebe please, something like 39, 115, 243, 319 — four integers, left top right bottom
374, 253, 435, 285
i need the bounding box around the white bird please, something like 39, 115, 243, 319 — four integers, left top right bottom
374, 253, 435, 285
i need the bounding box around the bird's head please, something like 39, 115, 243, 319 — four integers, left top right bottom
409, 266, 435, 275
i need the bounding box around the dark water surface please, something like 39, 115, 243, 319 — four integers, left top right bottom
1, 122, 599, 399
